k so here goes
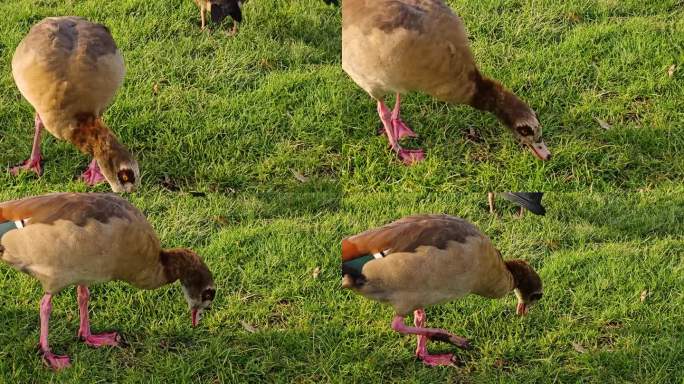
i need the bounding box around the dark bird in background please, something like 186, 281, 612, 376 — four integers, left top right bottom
194, 0, 243, 35
488, 192, 546, 216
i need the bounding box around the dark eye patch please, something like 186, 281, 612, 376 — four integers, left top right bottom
117, 169, 135, 184
202, 288, 216, 301
517, 126, 534, 136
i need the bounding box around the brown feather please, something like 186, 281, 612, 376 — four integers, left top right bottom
342, 214, 481, 261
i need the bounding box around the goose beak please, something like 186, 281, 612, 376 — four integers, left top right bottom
529, 141, 551, 161
191, 308, 200, 327
516, 302, 528, 316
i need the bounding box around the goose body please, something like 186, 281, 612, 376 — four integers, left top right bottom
342, 214, 542, 366
1, 193, 163, 292
0, 193, 214, 370
342, 0, 551, 164
10, 17, 139, 192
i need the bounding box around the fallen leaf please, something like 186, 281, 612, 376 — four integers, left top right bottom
161, 175, 180, 191
571, 342, 588, 353
312, 267, 321, 279
545, 240, 560, 251
598, 335, 616, 346
667, 64, 676, 78
212, 216, 230, 226
290, 169, 308, 183
240, 320, 257, 333
239, 293, 259, 302
153, 83, 159, 95
594, 117, 611, 130
465, 127, 481, 142
259, 58, 274, 70
640, 290, 649, 302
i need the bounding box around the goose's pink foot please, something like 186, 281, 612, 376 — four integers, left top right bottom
392, 310, 468, 367
41, 351, 71, 370
80, 331, 121, 348
398, 148, 425, 165
9, 156, 43, 176
377, 100, 425, 165
391, 93, 418, 140
392, 118, 418, 140
417, 351, 457, 366
414, 308, 470, 350
377, 118, 418, 139
81, 159, 105, 186
77, 285, 120, 347
39, 293, 71, 370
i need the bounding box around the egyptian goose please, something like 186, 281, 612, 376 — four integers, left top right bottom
194, 0, 243, 34
488, 192, 546, 216
341, 214, 542, 366
0, 193, 215, 370
10, 17, 139, 192
342, 0, 551, 164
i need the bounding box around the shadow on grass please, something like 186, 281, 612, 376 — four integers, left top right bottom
556, 192, 684, 240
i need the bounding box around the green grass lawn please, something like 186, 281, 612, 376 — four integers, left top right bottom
0, 0, 683, 382
0, 189, 682, 382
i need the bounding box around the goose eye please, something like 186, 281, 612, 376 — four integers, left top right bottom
517, 126, 534, 136
202, 288, 216, 301
117, 169, 135, 184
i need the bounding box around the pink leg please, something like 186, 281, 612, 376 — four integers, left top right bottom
391, 311, 470, 367
9, 114, 43, 176
77, 286, 120, 347
391, 94, 418, 139
39, 294, 71, 370
412, 309, 458, 366
81, 159, 106, 186
377, 100, 425, 165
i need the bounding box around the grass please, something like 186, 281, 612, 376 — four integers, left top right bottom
0, 0, 682, 383
0, 190, 682, 383
342, 0, 684, 192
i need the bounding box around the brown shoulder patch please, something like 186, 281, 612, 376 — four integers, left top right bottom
37, 194, 135, 226
375, 1, 428, 33
30, 17, 117, 62
344, 214, 483, 257
1, 193, 139, 227
76, 20, 118, 60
